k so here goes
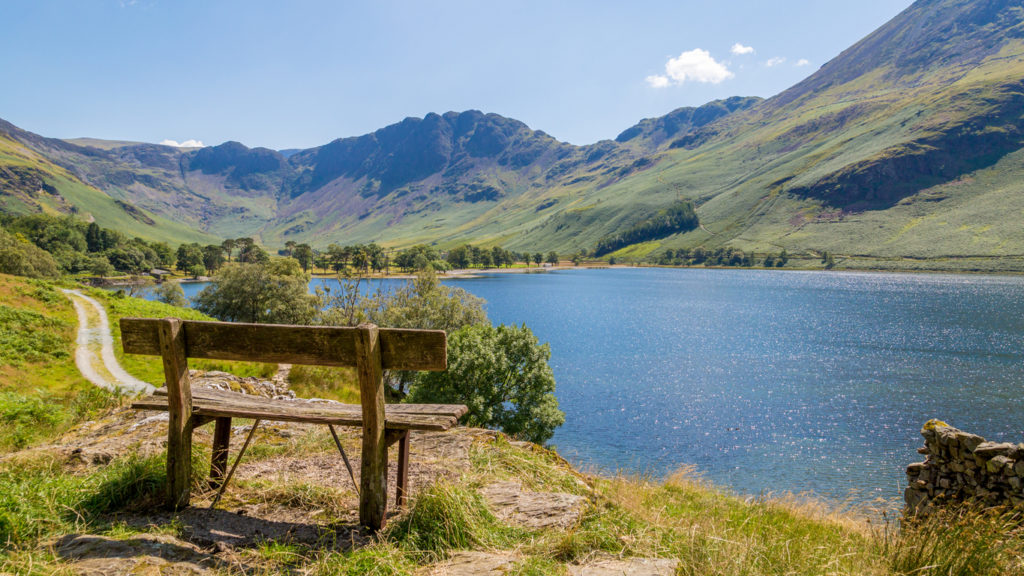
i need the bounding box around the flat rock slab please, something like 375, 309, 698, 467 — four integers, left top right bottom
426, 551, 518, 576
568, 557, 679, 576
54, 533, 223, 576
480, 481, 588, 529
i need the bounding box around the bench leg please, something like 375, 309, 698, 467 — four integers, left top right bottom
396, 430, 410, 508
209, 417, 232, 488
158, 318, 192, 511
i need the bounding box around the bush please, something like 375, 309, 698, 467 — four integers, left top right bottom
408, 323, 565, 444
194, 259, 318, 324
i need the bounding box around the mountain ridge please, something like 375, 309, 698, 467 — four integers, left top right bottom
3, 0, 1024, 270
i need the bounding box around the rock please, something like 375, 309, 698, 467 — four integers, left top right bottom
54, 533, 220, 575
480, 481, 588, 529
987, 455, 1013, 475
568, 557, 679, 576
905, 487, 928, 510
906, 462, 925, 475
428, 551, 518, 576
956, 432, 985, 452
974, 442, 1016, 459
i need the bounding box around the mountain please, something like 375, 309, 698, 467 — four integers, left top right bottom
2, 0, 1024, 270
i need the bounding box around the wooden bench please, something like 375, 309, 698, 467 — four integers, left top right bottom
121, 317, 468, 530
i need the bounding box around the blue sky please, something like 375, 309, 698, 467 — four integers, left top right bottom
1, 0, 914, 149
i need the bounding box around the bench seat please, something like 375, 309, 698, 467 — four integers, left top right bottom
133, 387, 469, 431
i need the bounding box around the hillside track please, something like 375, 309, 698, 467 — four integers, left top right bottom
62, 289, 154, 395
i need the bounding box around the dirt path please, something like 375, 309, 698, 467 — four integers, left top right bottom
62, 289, 154, 396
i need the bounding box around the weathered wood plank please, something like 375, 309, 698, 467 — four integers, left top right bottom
158, 318, 192, 510
121, 318, 446, 371
210, 417, 231, 488
153, 387, 468, 417
396, 430, 411, 508
356, 323, 388, 530
131, 397, 462, 431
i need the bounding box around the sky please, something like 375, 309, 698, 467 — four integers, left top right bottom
0, 0, 915, 149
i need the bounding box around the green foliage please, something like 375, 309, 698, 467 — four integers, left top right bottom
152, 282, 187, 307
0, 226, 60, 279
0, 392, 63, 451
321, 268, 487, 394
0, 453, 167, 547
594, 200, 698, 257
0, 304, 70, 366
409, 323, 565, 444
194, 259, 318, 324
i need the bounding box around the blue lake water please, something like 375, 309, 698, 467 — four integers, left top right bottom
175, 268, 1024, 506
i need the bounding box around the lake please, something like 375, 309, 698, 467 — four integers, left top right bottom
174, 268, 1024, 507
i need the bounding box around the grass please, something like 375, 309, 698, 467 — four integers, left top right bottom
288, 365, 361, 403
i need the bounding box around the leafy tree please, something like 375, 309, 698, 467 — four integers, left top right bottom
236, 238, 270, 265
221, 238, 236, 262
87, 254, 115, 277
293, 243, 314, 272
545, 251, 559, 265
446, 245, 471, 269
778, 249, 789, 267
151, 242, 175, 268
321, 268, 487, 394
0, 227, 60, 279
532, 252, 543, 266
154, 282, 188, 307
202, 244, 225, 273
85, 222, 103, 253
176, 243, 204, 274
194, 259, 317, 324
408, 323, 565, 444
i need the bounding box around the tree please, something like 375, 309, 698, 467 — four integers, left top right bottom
154, 281, 188, 307
194, 259, 318, 324
0, 227, 60, 279
446, 245, 471, 269
221, 238, 236, 262
293, 243, 314, 272
321, 268, 487, 394
545, 251, 559, 265
532, 252, 543, 266
176, 243, 204, 274
237, 239, 269, 265
202, 244, 225, 273
408, 323, 565, 444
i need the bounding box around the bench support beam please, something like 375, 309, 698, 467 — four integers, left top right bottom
396, 430, 411, 508
356, 324, 388, 530
210, 417, 232, 488
158, 318, 192, 510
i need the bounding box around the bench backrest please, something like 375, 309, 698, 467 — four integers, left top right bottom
120, 317, 446, 370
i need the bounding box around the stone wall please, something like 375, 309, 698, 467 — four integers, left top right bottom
905, 419, 1024, 514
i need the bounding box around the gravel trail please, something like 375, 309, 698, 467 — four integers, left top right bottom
62, 289, 155, 395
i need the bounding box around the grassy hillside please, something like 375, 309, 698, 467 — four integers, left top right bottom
0, 274, 112, 452
0, 133, 218, 245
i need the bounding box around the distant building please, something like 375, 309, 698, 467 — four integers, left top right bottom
149, 268, 172, 281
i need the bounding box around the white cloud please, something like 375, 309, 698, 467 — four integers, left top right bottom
160, 139, 206, 148
795, 58, 810, 67
645, 75, 670, 88
648, 49, 733, 88
765, 57, 786, 67
731, 43, 755, 55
